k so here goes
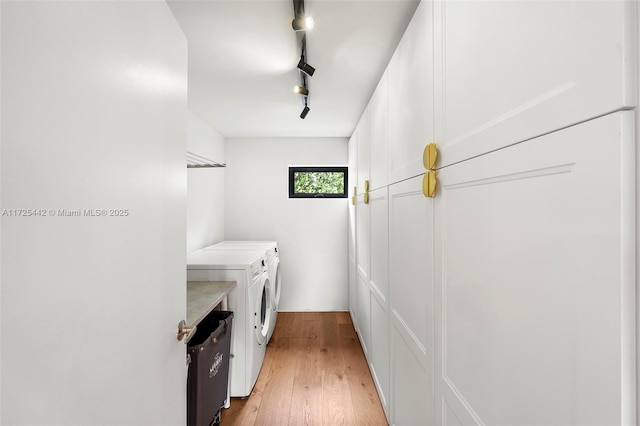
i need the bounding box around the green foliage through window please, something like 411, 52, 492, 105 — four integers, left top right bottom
288, 167, 348, 198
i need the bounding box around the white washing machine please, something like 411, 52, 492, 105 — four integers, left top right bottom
187, 249, 272, 397
204, 241, 281, 343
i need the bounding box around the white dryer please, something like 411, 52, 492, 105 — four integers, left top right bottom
187, 249, 272, 397
204, 241, 281, 343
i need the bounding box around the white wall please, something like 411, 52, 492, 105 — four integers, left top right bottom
187, 111, 226, 253
225, 138, 349, 311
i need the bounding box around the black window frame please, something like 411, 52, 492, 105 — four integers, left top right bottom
288, 166, 348, 199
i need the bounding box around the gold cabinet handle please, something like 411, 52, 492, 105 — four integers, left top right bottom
351, 196, 356, 205
423, 142, 438, 170
363, 180, 370, 204
422, 171, 437, 198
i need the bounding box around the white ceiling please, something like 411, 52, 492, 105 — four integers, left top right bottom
168, 0, 420, 138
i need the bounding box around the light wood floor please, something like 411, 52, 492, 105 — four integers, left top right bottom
221, 311, 388, 426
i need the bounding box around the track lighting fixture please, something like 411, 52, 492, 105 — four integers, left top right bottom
292, 0, 314, 120
300, 102, 310, 119
292, 0, 314, 31
297, 58, 315, 77
292, 16, 314, 31
294, 85, 309, 95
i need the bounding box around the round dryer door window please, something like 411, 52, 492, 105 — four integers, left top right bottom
255, 275, 271, 345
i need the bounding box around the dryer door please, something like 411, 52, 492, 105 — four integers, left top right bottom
254, 272, 272, 345
272, 261, 281, 311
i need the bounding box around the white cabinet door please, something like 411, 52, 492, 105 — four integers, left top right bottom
389, 175, 435, 425
356, 111, 371, 195
388, 0, 435, 184
369, 187, 389, 314
368, 186, 390, 419
356, 273, 371, 356
434, 0, 636, 168
434, 111, 636, 425
1, 2, 187, 425
356, 192, 371, 353
368, 72, 389, 191
348, 135, 358, 323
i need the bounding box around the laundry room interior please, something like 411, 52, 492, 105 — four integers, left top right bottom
188, 131, 349, 312
1, 0, 640, 425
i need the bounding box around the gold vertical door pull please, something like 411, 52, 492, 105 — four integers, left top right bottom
422, 142, 438, 198
423, 142, 438, 170
363, 180, 370, 204
422, 171, 437, 198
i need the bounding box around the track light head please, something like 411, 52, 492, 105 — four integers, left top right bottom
294, 85, 309, 96
292, 16, 314, 31
300, 105, 310, 119
297, 59, 315, 76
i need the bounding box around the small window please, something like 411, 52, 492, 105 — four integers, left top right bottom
288, 166, 348, 198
